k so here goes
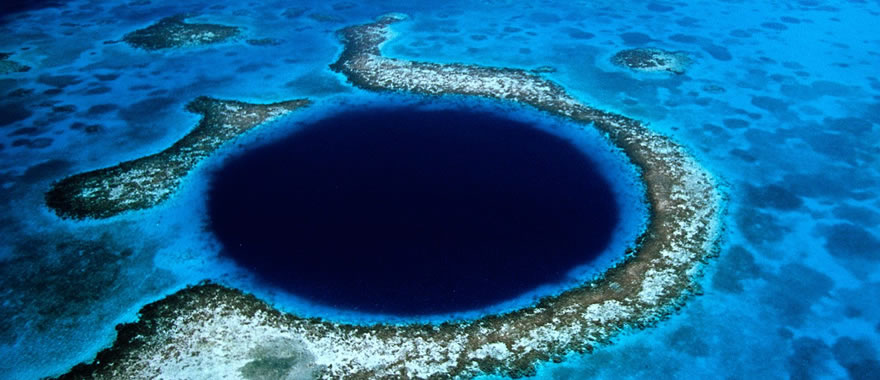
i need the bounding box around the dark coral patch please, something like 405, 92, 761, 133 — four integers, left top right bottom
676, 17, 700, 27
761, 22, 788, 30
730, 29, 751, 38
246, 38, 283, 47
70, 122, 104, 133
95, 73, 120, 81
832, 204, 880, 227
611, 48, 690, 74
38, 74, 82, 88
7, 88, 35, 97
619, 32, 654, 46
0, 52, 31, 74
721, 118, 749, 129
701, 44, 732, 61
743, 183, 804, 211
786, 337, 833, 380
281, 7, 308, 18
9, 126, 40, 136
118, 96, 177, 125
762, 263, 833, 326
308, 13, 344, 23
85, 86, 112, 95
832, 337, 880, 380
823, 223, 880, 260
711, 245, 762, 294
86, 104, 119, 115
736, 208, 789, 245
646, 2, 675, 12
561, 27, 594, 40
0, 103, 32, 126
123, 15, 240, 50
750, 95, 789, 113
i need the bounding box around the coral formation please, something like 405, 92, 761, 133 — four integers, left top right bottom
123, 15, 241, 50
0, 52, 31, 74
611, 48, 691, 74
45, 97, 310, 219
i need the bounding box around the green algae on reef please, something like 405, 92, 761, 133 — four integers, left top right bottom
57, 14, 724, 379
45, 97, 310, 219
122, 15, 241, 50
611, 48, 691, 74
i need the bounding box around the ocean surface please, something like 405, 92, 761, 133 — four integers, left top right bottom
1, 0, 878, 379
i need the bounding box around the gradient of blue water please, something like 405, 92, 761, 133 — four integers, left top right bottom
0, 0, 878, 379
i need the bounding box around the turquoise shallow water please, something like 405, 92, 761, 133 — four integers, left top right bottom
1, 0, 879, 379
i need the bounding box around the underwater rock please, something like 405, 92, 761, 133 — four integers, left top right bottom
0, 52, 31, 74
611, 48, 691, 74
59, 14, 723, 379
123, 15, 241, 51
45, 96, 310, 219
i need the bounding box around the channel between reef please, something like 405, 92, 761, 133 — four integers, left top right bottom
58, 14, 724, 380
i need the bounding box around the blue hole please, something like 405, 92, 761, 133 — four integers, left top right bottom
206, 105, 621, 316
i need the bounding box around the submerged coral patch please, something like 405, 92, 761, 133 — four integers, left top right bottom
611, 48, 691, 74
59, 14, 723, 379
122, 15, 241, 50
0, 52, 31, 74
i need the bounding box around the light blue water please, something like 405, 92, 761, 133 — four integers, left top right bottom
0, 0, 878, 379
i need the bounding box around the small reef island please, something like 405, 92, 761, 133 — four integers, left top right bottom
611, 48, 691, 74
46, 97, 310, 219
121, 14, 241, 50
56, 14, 723, 380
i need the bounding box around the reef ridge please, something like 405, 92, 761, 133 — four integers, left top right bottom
45, 97, 310, 219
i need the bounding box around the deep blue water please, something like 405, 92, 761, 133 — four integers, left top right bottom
1, 0, 879, 379
207, 106, 619, 315
0, 1, 63, 22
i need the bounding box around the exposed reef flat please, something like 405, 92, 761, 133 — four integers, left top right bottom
0, 52, 31, 74
611, 48, 691, 74
122, 15, 241, 50
59, 14, 723, 379
46, 97, 310, 219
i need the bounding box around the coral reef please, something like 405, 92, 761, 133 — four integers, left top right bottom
0, 52, 31, 74
123, 15, 241, 50
45, 97, 310, 219
611, 48, 691, 74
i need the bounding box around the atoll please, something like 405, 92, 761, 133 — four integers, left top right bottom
57, 14, 723, 379
45, 97, 310, 219
611, 48, 691, 74
122, 15, 241, 50
0, 52, 31, 74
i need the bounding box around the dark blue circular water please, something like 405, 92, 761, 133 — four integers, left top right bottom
206, 106, 620, 316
